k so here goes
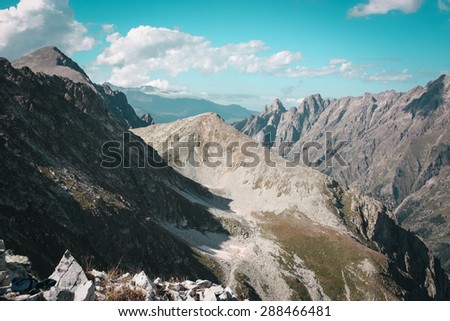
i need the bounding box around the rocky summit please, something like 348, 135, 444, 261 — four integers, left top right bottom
12, 47, 148, 129
234, 76, 450, 272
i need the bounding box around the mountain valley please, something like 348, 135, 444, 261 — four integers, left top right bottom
0, 46, 449, 300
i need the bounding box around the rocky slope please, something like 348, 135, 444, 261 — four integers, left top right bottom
234, 76, 450, 271
0, 243, 236, 301
0, 55, 228, 282
133, 113, 450, 300
12, 47, 148, 129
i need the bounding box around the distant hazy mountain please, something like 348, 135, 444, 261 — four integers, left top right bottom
234, 75, 450, 271
12, 46, 147, 129
110, 85, 257, 124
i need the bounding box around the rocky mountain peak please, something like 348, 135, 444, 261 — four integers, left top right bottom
12, 46, 91, 86
298, 94, 327, 115
427, 74, 450, 94
7, 47, 150, 129
141, 113, 155, 125
265, 99, 286, 113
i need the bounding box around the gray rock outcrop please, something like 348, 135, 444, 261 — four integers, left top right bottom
49, 250, 95, 301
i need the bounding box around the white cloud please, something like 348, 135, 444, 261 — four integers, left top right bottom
281, 59, 355, 78
284, 97, 305, 106
102, 24, 115, 33
95, 25, 358, 87
366, 69, 412, 82
96, 25, 302, 81
0, 0, 95, 59
144, 79, 170, 91
438, 0, 450, 11
348, 0, 423, 17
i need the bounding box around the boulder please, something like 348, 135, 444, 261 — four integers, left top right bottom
185, 294, 195, 301
49, 250, 96, 301
43, 287, 75, 301
218, 291, 230, 301
6, 254, 31, 265
224, 286, 237, 299
181, 280, 196, 290
4, 250, 31, 283
196, 279, 212, 288
202, 288, 217, 301
131, 271, 155, 292
210, 285, 224, 295
170, 290, 181, 301
50, 250, 88, 291
90, 269, 107, 280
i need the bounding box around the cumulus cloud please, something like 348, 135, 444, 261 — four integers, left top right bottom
348, 0, 423, 17
281, 58, 355, 78
96, 26, 301, 79
284, 97, 305, 106
95, 25, 357, 87
102, 24, 115, 33
366, 69, 412, 82
0, 0, 95, 59
145, 79, 170, 91
438, 0, 450, 11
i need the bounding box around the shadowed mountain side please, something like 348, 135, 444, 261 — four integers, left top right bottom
0, 57, 231, 281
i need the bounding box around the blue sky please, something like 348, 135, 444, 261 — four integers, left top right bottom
0, 0, 449, 110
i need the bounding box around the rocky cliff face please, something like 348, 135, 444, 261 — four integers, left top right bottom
234, 75, 450, 271
234, 96, 329, 155
0, 56, 226, 281
133, 113, 450, 300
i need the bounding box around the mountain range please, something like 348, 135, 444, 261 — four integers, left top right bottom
110, 85, 257, 124
0, 46, 449, 300
234, 76, 450, 271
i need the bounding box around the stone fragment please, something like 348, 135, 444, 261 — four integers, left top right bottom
131, 271, 156, 292
74, 280, 96, 301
